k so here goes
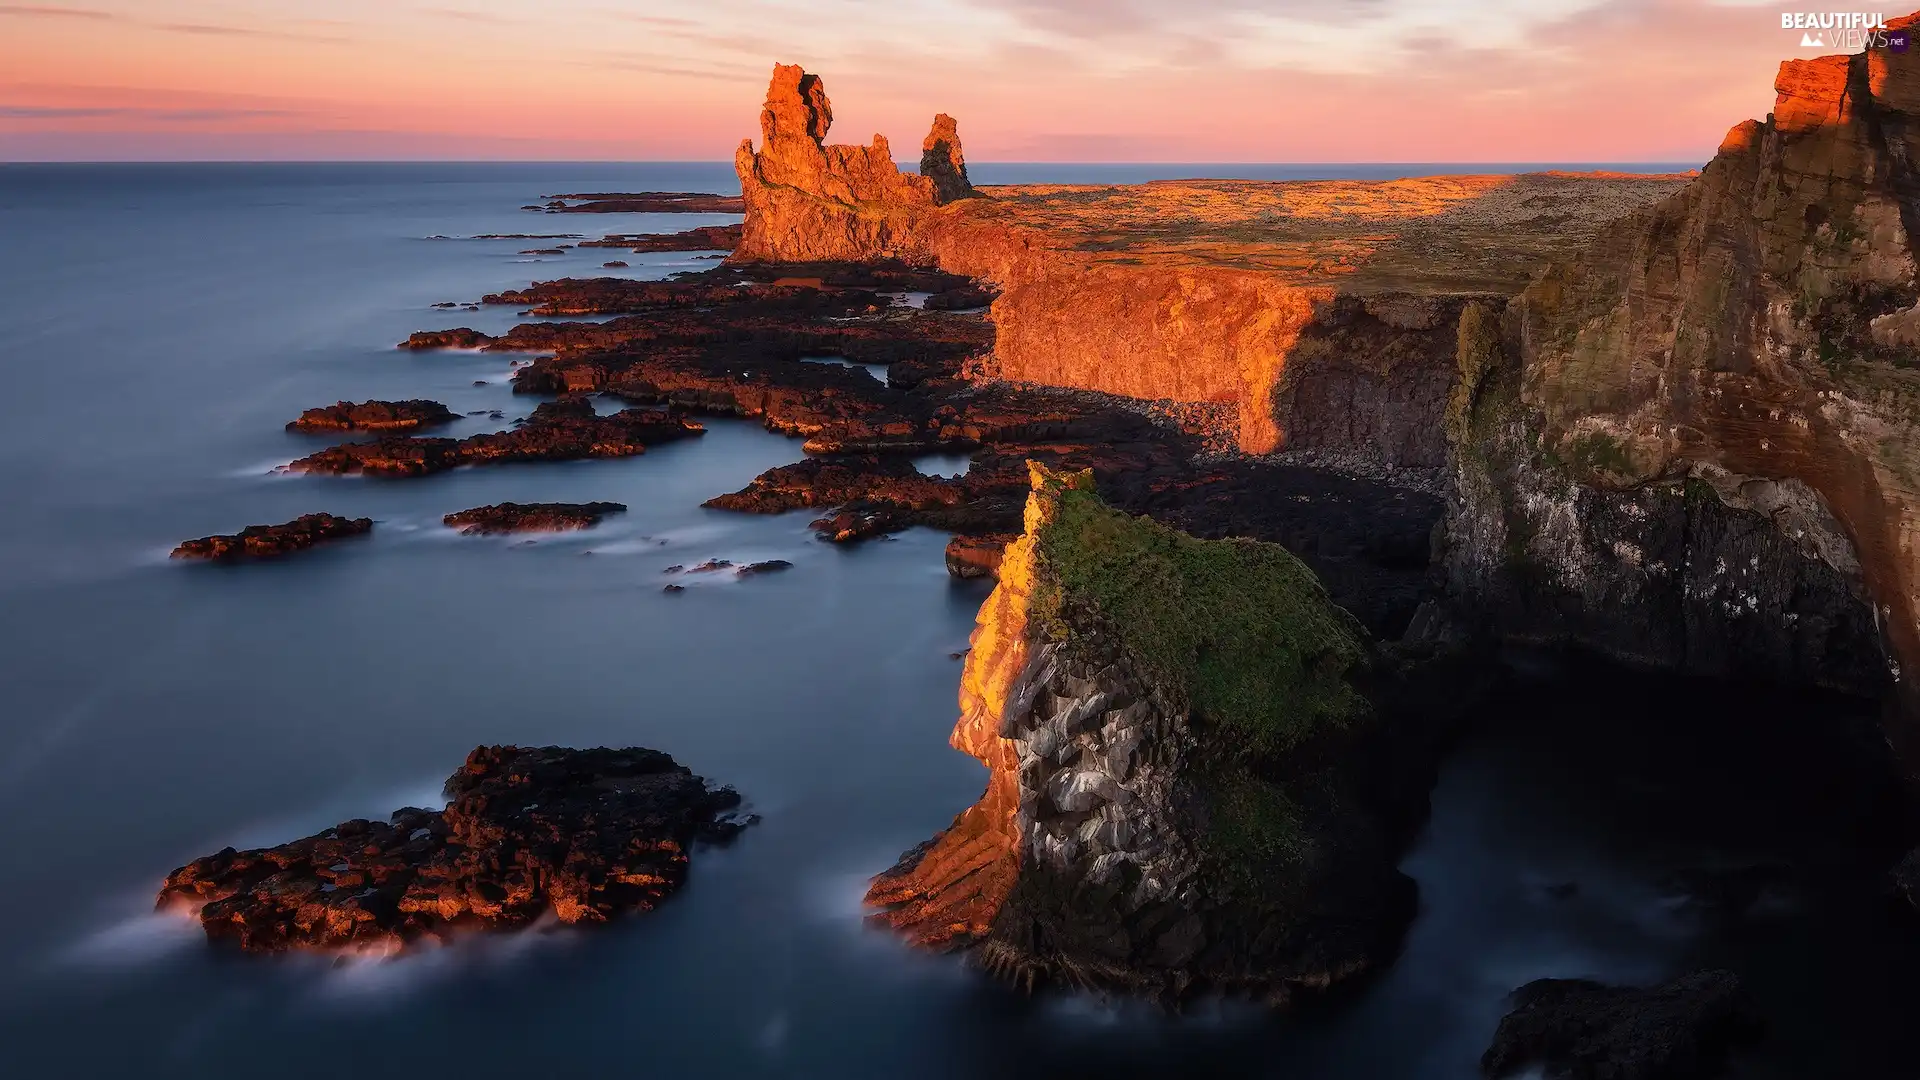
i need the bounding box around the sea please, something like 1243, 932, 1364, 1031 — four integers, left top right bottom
1, 160, 1915, 1078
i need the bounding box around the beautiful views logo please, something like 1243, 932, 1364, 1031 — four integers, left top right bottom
1782, 11, 1899, 48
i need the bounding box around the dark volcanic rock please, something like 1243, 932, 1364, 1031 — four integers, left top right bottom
287, 399, 459, 432
1893, 847, 1920, 911
285, 397, 703, 477
924, 285, 996, 310
704, 455, 962, 514
157, 745, 751, 954
736, 559, 793, 576
171, 514, 372, 561
1482, 970, 1760, 1079
543, 192, 745, 213
580, 224, 744, 252
945, 533, 1013, 579
401, 327, 494, 350
602, 261, 629, 268
442, 501, 628, 535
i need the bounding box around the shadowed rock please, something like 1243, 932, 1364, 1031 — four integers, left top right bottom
442, 501, 628, 535
1482, 970, 1761, 1079
171, 514, 372, 561
287, 399, 458, 432
285, 397, 703, 478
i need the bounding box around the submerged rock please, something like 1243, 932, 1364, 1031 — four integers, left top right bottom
286, 399, 459, 432
171, 514, 372, 561
1482, 970, 1760, 1079
442, 501, 627, 535
157, 745, 752, 954
865, 463, 1446, 1003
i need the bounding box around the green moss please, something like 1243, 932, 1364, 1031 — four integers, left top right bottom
1031, 479, 1370, 760
1202, 769, 1311, 879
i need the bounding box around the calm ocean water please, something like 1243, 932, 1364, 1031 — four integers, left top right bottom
0, 161, 1910, 1078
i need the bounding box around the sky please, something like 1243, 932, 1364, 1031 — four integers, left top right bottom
0, 0, 1877, 162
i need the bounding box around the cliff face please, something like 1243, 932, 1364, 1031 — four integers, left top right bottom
866, 464, 1432, 1000
1447, 29, 1920, 726
732, 67, 1682, 453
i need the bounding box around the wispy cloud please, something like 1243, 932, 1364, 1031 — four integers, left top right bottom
0, 103, 298, 121
0, 4, 116, 17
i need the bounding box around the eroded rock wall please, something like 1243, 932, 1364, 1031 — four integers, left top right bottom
1442, 31, 1920, 729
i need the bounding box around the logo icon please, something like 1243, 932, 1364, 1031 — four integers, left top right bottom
1802, 30, 1827, 46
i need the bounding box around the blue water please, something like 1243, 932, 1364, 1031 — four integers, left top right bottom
0, 163, 1905, 1078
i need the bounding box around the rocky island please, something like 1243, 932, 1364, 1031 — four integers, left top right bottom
157, 745, 751, 953
171, 513, 373, 561
442, 501, 628, 534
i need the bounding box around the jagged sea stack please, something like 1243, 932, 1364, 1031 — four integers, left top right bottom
866, 464, 1440, 1002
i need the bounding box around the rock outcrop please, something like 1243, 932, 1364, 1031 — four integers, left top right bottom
919, 113, 974, 204
442, 501, 627, 535
158, 745, 751, 954
1444, 26, 1920, 728
171, 514, 372, 561
1482, 970, 1760, 1079
539, 192, 744, 214
864, 464, 1443, 1001
287, 399, 458, 432
285, 397, 703, 477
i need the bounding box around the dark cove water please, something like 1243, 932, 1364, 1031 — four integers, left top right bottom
0, 162, 1910, 1078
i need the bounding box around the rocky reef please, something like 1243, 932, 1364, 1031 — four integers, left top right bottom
158, 745, 750, 954
537, 192, 744, 213
579, 224, 743, 253
287, 399, 458, 432
171, 514, 372, 561
865, 464, 1448, 1001
442, 501, 627, 535
284, 398, 703, 477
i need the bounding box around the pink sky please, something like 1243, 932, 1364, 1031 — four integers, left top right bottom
0, 1, 1870, 162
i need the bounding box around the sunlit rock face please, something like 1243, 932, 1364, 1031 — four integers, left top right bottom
866, 464, 1444, 1002
731, 64, 1685, 454
1447, 21, 1920, 744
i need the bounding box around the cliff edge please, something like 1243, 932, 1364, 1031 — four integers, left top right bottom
865, 463, 1437, 1000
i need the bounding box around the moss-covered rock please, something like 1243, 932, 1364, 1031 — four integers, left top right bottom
867, 463, 1438, 1004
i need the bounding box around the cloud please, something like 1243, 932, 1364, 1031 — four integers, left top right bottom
0, 5, 115, 17
0, 103, 298, 122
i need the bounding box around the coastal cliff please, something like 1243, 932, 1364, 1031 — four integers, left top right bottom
865, 464, 1439, 1000
1445, 26, 1920, 725
731, 66, 1682, 454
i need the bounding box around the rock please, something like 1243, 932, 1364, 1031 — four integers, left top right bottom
864, 464, 1447, 1002
286, 399, 458, 432
1482, 970, 1761, 1079
919, 113, 974, 204
401, 327, 493, 350
519, 248, 567, 256
1893, 847, 1920, 910
442, 501, 628, 535
602, 261, 629, 268
171, 514, 372, 561
285, 397, 703, 477
945, 533, 1013, 579
663, 583, 685, 593
809, 506, 906, 543
156, 745, 752, 954
736, 559, 792, 576
1445, 26, 1920, 718
577, 224, 743, 253
924, 285, 995, 311
541, 192, 745, 214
